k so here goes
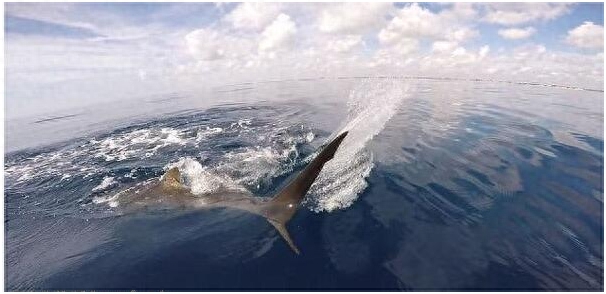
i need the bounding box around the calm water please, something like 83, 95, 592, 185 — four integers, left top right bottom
5, 78, 604, 290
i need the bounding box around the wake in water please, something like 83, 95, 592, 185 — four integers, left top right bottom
92, 80, 411, 213
307, 80, 411, 212
161, 80, 411, 213
5, 80, 409, 217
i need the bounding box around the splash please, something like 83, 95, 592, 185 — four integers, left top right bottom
165, 157, 247, 195
90, 127, 189, 161
92, 176, 117, 192
307, 80, 411, 212
163, 126, 314, 195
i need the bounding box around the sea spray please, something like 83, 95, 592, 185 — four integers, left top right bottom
165, 157, 247, 195
92, 176, 117, 192
162, 125, 315, 195
307, 79, 411, 212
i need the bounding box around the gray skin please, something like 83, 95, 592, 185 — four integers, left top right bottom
108, 131, 349, 254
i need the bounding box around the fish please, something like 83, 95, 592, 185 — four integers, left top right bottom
106, 131, 349, 254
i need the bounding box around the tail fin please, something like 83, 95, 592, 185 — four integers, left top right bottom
264, 131, 348, 254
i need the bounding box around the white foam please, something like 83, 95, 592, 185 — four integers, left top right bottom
308, 80, 411, 212
92, 185, 134, 208
305, 131, 315, 143
89, 127, 191, 162
165, 157, 247, 195
163, 125, 311, 194
92, 179, 156, 208
92, 176, 117, 192
92, 192, 121, 208
238, 119, 252, 128
5, 147, 101, 186
218, 146, 293, 188
196, 126, 223, 142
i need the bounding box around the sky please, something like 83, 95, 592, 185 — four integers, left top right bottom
4, 2, 605, 118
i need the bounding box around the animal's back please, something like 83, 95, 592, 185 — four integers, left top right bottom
107, 131, 349, 254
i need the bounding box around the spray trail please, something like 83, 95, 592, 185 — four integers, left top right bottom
307, 80, 411, 212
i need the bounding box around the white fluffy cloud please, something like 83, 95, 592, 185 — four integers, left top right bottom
185, 28, 253, 61
432, 41, 459, 53
318, 2, 393, 34
446, 27, 480, 43
479, 45, 490, 58
184, 12, 298, 62
482, 44, 602, 88
378, 3, 479, 46
223, 3, 282, 31
5, 2, 604, 117
441, 3, 478, 21
258, 13, 297, 52
566, 21, 604, 49
178, 2, 602, 91
378, 3, 442, 44
482, 3, 571, 26
325, 35, 363, 53
498, 27, 537, 40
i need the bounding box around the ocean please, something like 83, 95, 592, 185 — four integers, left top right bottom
4, 78, 603, 290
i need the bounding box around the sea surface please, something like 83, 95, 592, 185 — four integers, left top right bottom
4, 78, 604, 290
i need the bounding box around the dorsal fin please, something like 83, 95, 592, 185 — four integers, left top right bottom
262, 131, 348, 254
161, 167, 183, 190
271, 131, 348, 214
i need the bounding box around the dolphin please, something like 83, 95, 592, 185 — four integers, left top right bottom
105, 131, 349, 254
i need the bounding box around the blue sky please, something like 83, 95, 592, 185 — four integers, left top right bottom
4, 2, 604, 118
6, 3, 603, 49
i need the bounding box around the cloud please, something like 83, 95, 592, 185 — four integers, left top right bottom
482, 3, 571, 26
378, 3, 479, 46
371, 38, 420, 68
4, 2, 604, 118
318, 3, 393, 34
378, 3, 442, 44
566, 21, 604, 49
483, 44, 602, 88
432, 41, 459, 53
5, 32, 186, 118
5, 3, 99, 32
185, 28, 253, 60
422, 46, 487, 70
443, 3, 479, 21
446, 27, 480, 43
223, 3, 282, 31
325, 35, 363, 53
5, 15, 103, 39
5, 2, 213, 43
479, 45, 490, 58
258, 14, 297, 52
498, 27, 537, 40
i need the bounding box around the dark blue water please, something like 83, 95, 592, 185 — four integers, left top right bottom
5, 79, 603, 290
